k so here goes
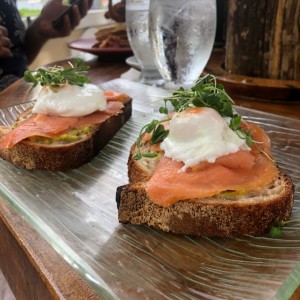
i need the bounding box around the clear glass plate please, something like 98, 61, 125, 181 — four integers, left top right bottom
0, 79, 299, 299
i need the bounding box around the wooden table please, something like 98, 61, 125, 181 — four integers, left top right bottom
0, 54, 299, 299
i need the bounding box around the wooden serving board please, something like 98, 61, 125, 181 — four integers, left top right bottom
205, 49, 300, 102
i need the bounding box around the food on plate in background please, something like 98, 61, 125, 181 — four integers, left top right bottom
93, 23, 130, 49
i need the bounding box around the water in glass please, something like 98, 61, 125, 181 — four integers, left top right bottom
149, 0, 216, 89
126, 0, 161, 85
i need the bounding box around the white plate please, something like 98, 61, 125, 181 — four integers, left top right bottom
125, 56, 141, 71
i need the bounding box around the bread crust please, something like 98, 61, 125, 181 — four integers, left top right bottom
117, 135, 295, 237
117, 171, 294, 237
0, 99, 132, 171
127, 139, 162, 183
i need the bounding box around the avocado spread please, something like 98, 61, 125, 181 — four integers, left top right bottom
28, 126, 93, 144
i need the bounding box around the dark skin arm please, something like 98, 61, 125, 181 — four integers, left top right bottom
0, 25, 13, 58
24, 0, 93, 64
105, 0, 125, 23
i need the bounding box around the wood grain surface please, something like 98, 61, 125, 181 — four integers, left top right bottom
226, 0, 300, 80
206, 49, 300, 106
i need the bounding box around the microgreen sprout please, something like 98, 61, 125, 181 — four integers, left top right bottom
133, 119, 170, 160
24, 57, 90, 91
268, 219, 299, 238
160, 74, 234, 116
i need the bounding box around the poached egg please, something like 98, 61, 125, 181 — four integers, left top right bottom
32, 83, 106, 117
160, 107, 250, 171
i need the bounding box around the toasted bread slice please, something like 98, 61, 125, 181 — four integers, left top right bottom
117, 172, 294, 237
116, 138, 295, 237
0, 99, 132, 171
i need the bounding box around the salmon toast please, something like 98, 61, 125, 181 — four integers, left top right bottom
116, 75, 294, 237
0, 60, 132, 171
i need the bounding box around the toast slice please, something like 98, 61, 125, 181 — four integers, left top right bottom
0, 98, 132, 171
116, 139, 295, 237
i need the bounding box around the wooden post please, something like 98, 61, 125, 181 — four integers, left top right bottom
225, 0, 300, 80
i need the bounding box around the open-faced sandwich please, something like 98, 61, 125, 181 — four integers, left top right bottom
0, 58, 132, 171
116, 75, 294, 237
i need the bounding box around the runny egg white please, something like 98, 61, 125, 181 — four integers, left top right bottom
160, 107, 250, 171
32, 83, 106, 117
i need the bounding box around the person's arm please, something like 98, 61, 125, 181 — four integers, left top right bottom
24, 0, 92, 64
105, 0, 125, 23
0, 26, 13, 58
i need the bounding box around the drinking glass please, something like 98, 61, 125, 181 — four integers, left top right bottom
149, 0, 216, 89
126, 0, 161, 85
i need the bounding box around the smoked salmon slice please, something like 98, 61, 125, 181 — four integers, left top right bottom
0, 95, 125, 149
104, 90, 130, 102
145, 123, 279, 207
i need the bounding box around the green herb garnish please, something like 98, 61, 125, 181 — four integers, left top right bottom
230, 115, 254, 146
161, 74, 234, 115
24, 57, 90, 91
269, 220, 286, 238
134, 74, 253, 160
133, 119, 170, 160
268, 219, 300, 238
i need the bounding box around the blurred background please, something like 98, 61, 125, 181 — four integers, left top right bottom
17, 0, 115, 69
17, 0, 109, 14
17, 0, 228, 71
